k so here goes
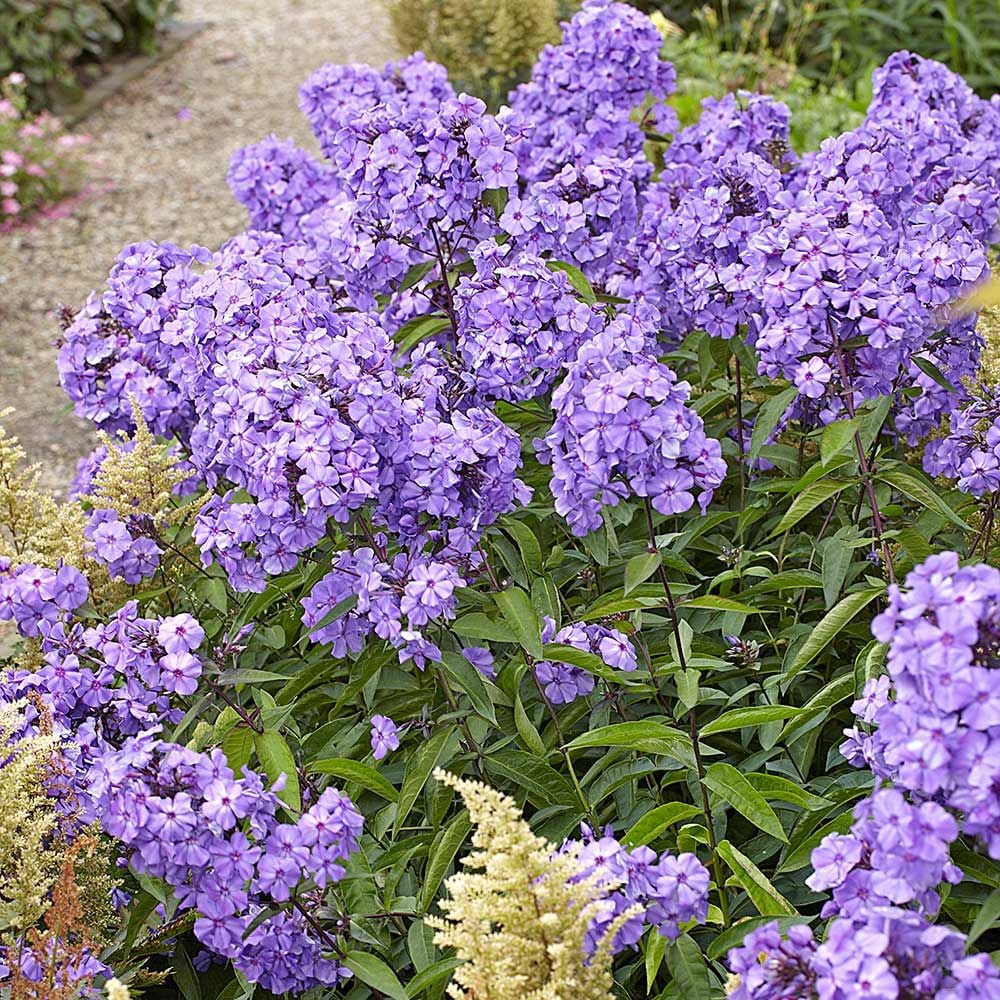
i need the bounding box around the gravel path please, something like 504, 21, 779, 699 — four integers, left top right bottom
0, 0, 396, 492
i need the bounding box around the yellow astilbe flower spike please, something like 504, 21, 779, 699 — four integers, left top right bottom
429, 769, 637, 1000
86, 398, 191, 527
0, 700, 65, 938
0, 413, 86, 570
105, 979, 131, 1000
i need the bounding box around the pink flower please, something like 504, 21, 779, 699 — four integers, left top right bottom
1, 150, 23, 167
25, 164, 45, 177
2, 198, 20, 215
177, 107, 192, 121
0, 181, 17, 197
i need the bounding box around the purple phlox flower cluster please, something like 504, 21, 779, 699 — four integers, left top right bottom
728, 784, 996, 999
727, 912, 1000, 999
843, 552, 1000, 857
537, 317, 726, 536
923, 386, 1000, 497
454, 241, 605, 402
228, 135, 341, 242
300, 53, 454, 164
867, 51, 1000, 193
743, 115, 993, 428
90, 733, 363, 994
807, 787, 962, 916
0, 574, 207, 825
564, 824, 709, 954
146, 232, 527, 598
374, 343, 531, 551
503, 1, 676, 289
58, 241, 211, 440
635, 147, 787, 339
302, 547, 463, 668
0, 558, 88, 638
370, 713, 399, 760
508, 0, 676, 185
501, 152, 648, 290
534, 616, 637, 704
294, 54, 520, 309
85, 508, 162, 584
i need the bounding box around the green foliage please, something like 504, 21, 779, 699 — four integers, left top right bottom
385, 0, 569, 108
662, 30, 866, 151
0, 0, 178, 110
642, 0, 1000, 96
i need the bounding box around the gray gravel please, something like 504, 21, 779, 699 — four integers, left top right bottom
0, 0, 396, 492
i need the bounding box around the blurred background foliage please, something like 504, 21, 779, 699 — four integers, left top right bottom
0, 0, 178, 111
636, 0, 1000, 96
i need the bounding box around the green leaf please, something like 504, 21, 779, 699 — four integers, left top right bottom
494, 587, 543, 659
780, 673, 856, 741
172, 941, 203, 1000
306, 593, 359, 639
821, 536, 854, 609
783, 587, 884, 680
540, 643, 619, 681
749, 385, 797, 462
717, 839, 797, 915
819, 417, 862, 467
624, 803, 703, 847
645, 926, 666, 993
912, 354, 959, 394
625, 552, 662, 595
407, 919, 436, 973
676, 668, 699, 711
395, 727, 456, 836
201, 576, 228, 614
503, 518, 543, 575
703, 763, 788, 842
966, 888, 1000, 948
877, 465, 970, 530
406, 957, 461, 997
344, 951, 410, 1000
253, 730, 300, 811
487, 749, 578, 808
394, 314, 452, 354
743, 773, 833, 811
452, 613, 511, 644
665, 933, 711, 998
770, 479, 854, 537
420, 811, 472, 912
514, 692, 547, 757
951, 842, 1000, 889
222, 726, 254, 775
547, 260, 597, 304
567, 722, 696, 769
680, 595, 758, 614
309, 758, 399, 802
701, 706, 804, 737
442, 651, 499, 725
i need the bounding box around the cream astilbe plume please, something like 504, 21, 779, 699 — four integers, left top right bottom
0, 412, 86, 569
86, 397, 192, 526
0, 699, 64, 937
429, 769, 637, 1000
105, 979, 131, 1000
